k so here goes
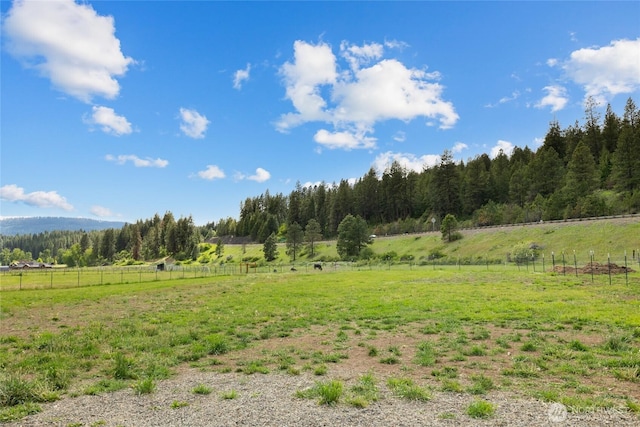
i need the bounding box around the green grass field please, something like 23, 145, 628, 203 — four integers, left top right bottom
1, 268, 639, 421
0, 218, 639, 422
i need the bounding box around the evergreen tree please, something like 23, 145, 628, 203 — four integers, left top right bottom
215, 239, 224, 258
336, 214, 370, 259
542, 119, 566, 160
462, 155, 490, 214
440, 214, 459, 242
489, 150, 511, 203
611, 125, 640, 193
432, 150, 462, 217
564, 140, 599, 202
100, 229, 116, 262
262, 232, 278, 261
583, 96, 603, 162
304, 219, 322, 257
602, 103, 621, 153
285, 222, 304, 261
527, 147, 565, 198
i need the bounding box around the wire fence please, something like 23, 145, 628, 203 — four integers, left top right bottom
1, 251, 638, 292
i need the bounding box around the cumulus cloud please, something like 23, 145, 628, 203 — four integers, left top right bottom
562, 38, 640, 104
314, 129, 376, 150
372, 151, 440, 175
179, 108, 210, 139
276, 40, 458, 150
90, 205, 114, 217
235, 168, 271, 183
490, 140, 515, 159
197, 165, 225, 180
535, 85, 569, 112
340, 41, 384, 71
86, 106, 132, 135
451, 142, 468, 154
105, 154, 168, 168
233, 63, 251, 89
247, 168, 271, 183
2, 0, 134, 102
0, 184, 73, 211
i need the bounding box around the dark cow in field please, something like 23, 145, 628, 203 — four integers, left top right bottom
313, 263, 322, 271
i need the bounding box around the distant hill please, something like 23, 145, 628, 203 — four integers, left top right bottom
0, 217, 127, 236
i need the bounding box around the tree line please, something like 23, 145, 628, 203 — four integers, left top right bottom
1, 212, 201, 267
1, 97, 638, 265
226, 97, 639, 242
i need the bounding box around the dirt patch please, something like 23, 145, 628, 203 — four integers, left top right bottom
552, 262, 635, 275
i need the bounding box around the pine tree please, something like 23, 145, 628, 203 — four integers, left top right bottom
304, 219, 322, 257
285, 222, 304, 261
563, 140, 599, 202
262, 233, 278, 262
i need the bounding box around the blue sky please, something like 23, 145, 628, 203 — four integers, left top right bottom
1, 1, 639, 226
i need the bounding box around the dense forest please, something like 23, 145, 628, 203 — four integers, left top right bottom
2, 97, 639, 266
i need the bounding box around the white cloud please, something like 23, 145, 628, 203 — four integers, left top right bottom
451, 142, 468, 154
485, 91, 520, 108
314, 129, 376, 150
340, 41, 384, 71
277, 40, 337, 131
0, 184, 73, 211
372, 151, 440, 175
247, 168, 271, 183
276, 40, 458, 149
233, 63, 251, 89
490, 140, 515, 159
235, 168, 271, 183
90, 205, 114, 217
197, 165, 225, 180
179, 108, 210, 139
393, 131, 406, 142
2, 0, 134, 102
562, 38, 640, 104
105, 154, 168, 168
535, 85, 569, 112
301, 181, 323, 189
86, 106, 132, 135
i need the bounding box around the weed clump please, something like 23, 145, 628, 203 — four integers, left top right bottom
296, 380, 343, 405
467, 399, 496, 418
386, 377, 431, 401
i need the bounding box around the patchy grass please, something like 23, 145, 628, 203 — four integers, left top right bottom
386, 377, 431, 401
467, 399, 496, 418
296, 380, 343, 405
1, 265, 638, 420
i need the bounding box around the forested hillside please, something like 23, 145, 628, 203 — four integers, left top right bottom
225, 98, 640, 242
2, 98, 638, 266
0, 217, 125, 236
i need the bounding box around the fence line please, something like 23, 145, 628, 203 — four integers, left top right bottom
1, 251, 638, 292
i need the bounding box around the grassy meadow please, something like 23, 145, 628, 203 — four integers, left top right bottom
0, 218, 639, 422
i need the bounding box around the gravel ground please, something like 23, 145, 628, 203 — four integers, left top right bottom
7, 370, 639, 427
